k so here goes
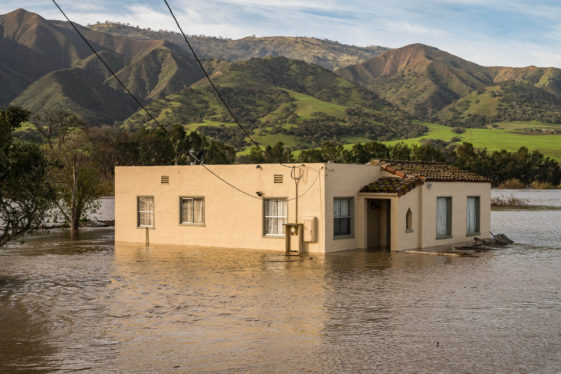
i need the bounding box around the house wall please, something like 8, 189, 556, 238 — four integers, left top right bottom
115, 163, 490, 253
115, 163, 327, 252
323, 164, 382, 253
359, 181, 491, 252
395, 188, 421, 251
419, 182, 491, 249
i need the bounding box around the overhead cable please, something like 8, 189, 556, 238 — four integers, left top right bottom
162, 0, 262, 149
51, 0, 162, 127
161, 1, 305, 170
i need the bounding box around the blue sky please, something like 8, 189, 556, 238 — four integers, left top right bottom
3, 0, 561, 67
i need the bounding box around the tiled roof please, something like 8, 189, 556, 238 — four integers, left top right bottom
372, 160, 491, 183
360, 177, 423, 196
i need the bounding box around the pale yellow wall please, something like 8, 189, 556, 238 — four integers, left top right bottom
358, 181, 490, 252
395, 188, 421, 251
115, 163, 490, 253
115, 163, 327, 252
419, 182, 491, 249
323, 164, 382, 253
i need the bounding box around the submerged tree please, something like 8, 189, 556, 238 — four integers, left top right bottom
0, 107, 54, 246
33, 111, 102, 233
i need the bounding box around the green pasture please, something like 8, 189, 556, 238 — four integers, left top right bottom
384, 122, 561, 160
287, 90, 347, 119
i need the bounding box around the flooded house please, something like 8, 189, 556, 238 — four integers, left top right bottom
115, 160, 491, 253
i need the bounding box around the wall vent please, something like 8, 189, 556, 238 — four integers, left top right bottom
274, 174, 283, 183
161, 175, 169, 184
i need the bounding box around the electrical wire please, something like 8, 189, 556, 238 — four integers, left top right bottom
51, 0, 162, 127
197, 162, 322, 201
161, 0, 305, 170
286, 167, 321, 202
162, 0, 261, 149
52, 0, 315, 202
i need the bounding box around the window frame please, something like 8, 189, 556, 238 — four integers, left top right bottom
137, 195, 155, 229
333, 197, 354, 238
263, 197, 288, 237
179, 196, 205, 226
466, 196, 481, 236
436, 196, 452, 239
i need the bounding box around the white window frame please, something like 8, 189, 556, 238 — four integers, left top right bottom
466, 196, 480, 236
137, 196, 154, 228
263, 198, 288, 237
334, 197, 353, 238
180, 197, 205, 225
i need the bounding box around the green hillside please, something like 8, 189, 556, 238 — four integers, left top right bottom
441, 82, 561, 126
1, 9, 204, 124
124, 57, 425, 149
336, 44, 493, 116
337, 43, 561, 126
384, 122, 561, 160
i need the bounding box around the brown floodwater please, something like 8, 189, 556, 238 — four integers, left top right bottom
1, 191, 561, 373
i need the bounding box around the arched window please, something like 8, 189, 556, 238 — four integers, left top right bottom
406, 208, 413, 232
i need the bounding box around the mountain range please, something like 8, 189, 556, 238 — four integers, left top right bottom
336, 43, 561, 124
89, 22, 389, 71
2, 8, 561, 150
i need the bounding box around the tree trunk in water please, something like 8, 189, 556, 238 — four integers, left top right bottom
71, 156, 79, 234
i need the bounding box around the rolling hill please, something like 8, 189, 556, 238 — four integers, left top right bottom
1, 9, 204, 124
335, 43, 494, 116
89, 22, 389, 71
336, 43, 561, 125
123, 57, 425, 149
2, 8, 561, 157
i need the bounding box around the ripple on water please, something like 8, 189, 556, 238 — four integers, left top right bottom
1, 191, 561, 372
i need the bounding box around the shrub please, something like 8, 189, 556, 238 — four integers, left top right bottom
530, 181, 554, 189
491, 195, 528, 208
498, 178, 525, 189
452, 127, 465, 134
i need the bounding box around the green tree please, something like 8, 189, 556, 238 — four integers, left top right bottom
33, 111, 102, 233
389, 142, 411, 160
0, 107, 54, 246
247, 142, 293, 163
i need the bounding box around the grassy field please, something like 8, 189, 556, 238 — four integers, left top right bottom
183, 121, 237, 132
383, 122, 561, 160
287, 90, 347, 119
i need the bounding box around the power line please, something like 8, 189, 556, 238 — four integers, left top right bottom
161, 0, 305, 170
198, 163, 322, 201
52, 0, 313, 201
162, 0, 262, 149
51, 0, 162, 127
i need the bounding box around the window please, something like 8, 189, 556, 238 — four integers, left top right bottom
137, 196, 154, 228
264, 198, 287, 236
406, 208, 413, 232
180, 197, 204, 224
334, 198, 353, 237
436, 197, 452, 238
466, 196, 480, 235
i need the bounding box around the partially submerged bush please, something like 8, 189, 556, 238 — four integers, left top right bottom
530, 181, 555, 189
498, 178, 525, 189
491, 195, 529, 208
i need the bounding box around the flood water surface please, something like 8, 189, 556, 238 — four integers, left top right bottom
1, 191, 561, 373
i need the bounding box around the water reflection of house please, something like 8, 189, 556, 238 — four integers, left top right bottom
115, 160, 491, 253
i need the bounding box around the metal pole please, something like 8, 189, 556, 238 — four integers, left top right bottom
295, 181, 299, 224
145, 227, 149, 248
